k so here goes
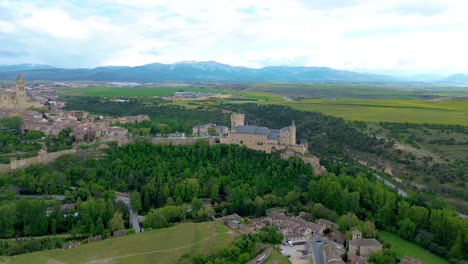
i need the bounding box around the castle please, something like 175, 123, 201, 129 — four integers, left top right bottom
220, 114, 308, 154
0, 74, 39, 110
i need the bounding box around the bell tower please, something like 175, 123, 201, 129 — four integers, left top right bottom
15, 73, 27, 108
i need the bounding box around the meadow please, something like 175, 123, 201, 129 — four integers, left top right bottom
1, 222, 237, 264
379, 231, 449, 264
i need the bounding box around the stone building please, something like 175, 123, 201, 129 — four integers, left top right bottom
257, 213, 325, 244
220, 114, 307, 154
348, 230, 382, 258
0, 74, 40, 109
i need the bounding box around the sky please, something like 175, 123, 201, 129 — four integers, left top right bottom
0, 0, 468, 75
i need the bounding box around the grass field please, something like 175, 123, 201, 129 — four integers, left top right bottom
255, 98, 468, 125
59, 86, 229, 97
0, 222, 237, 264
379, 231, 449, 264
265, 250, 291, 264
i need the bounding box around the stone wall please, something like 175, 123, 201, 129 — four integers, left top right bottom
9, 149, 76, 170
0, 163, 11, 173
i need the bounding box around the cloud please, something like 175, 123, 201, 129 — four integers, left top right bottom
0, 0, 467, 74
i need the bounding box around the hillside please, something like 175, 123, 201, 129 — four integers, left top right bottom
0, 61, 396, 83
0, 222, 237, 264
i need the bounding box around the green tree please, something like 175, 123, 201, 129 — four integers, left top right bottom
144, 210, 168, 229
130, 191, 142, 213
109, 212, 125, 232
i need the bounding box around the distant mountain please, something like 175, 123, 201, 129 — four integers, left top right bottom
0, 61, 445, 83
443, 73, 468, 83
0, 64, 56, 72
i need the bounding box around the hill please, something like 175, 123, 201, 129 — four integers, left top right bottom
0, 222, 237, 264
443, 73, 468, 83
0, 61, 397, 83
0, 64, 56, 72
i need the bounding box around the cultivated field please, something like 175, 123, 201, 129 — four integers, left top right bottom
59, 86, 229, 97
1, 222, 237, 264
262, 99, 468, 125
379, 231, 449, 264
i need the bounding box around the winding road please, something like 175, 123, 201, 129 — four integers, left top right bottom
115, 193, 141, 233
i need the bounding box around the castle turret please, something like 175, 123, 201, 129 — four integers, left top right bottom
230, 114, 245, 131
290, 120, 296, 145
15, 73, 27, 108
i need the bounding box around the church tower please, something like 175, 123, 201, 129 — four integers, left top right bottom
15, 74, 27, 108
289, 120, 296, 145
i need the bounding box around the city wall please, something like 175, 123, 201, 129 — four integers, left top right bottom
4, 149, 77, 171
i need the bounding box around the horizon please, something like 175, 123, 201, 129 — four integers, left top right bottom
1, 1, 468, 75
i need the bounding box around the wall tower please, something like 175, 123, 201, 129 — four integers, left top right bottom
290, 120, 296, 145
230, 114, 245, 131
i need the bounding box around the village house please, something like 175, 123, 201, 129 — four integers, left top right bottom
348, 230, 382, 258
323, 244, 345, 264
258, 213, 326, 244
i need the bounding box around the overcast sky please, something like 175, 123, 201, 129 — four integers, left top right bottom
0, 0, 467, 75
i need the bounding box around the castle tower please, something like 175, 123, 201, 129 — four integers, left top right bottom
15, 73, 27, 108
231, 114, 245, 131
290, 120, 296, 145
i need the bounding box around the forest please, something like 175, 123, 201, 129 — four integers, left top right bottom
0, 142, 466, 262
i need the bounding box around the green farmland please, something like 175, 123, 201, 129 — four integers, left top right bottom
261, 98, 468, 125
1, 222, 237, 264
379, 231, 449, 264
59, 86, 228, 97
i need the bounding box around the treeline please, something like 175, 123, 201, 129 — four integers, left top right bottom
1, 143, 466, 262
0, 197, 128, 241
63, 96, 229, 133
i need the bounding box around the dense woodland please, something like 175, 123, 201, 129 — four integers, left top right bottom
0, 98, 466, 261
0, 142, 466, 262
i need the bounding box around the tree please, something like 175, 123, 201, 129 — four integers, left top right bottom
210, 184, 219, 203
337, 213, 360, 232
109, 212, 125, 232
368, 250, 396, 264
398, 218, 416, 240
130, 191, 142, 213
144, 210, 168, 229
363, 221, 377, 238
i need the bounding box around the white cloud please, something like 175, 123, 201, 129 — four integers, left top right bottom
0, 0, 468, 74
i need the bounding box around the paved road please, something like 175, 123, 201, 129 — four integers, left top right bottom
115, 194, 141, 233
309, 236, 325, 264
374, 174, 408, 197
15, 194, 65, 200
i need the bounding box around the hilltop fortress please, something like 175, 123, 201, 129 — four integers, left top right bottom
219, 114, 308, 154
0, 74, 40, 110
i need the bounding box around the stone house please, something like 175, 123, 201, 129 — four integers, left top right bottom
348, 230, 382, 258
259, 213, 325, 244
323, 244, 345, 264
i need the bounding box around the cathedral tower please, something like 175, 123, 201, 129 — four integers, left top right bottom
15, 74, 27, 108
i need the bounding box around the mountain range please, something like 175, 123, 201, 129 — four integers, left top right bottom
0, 61, 467, 83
